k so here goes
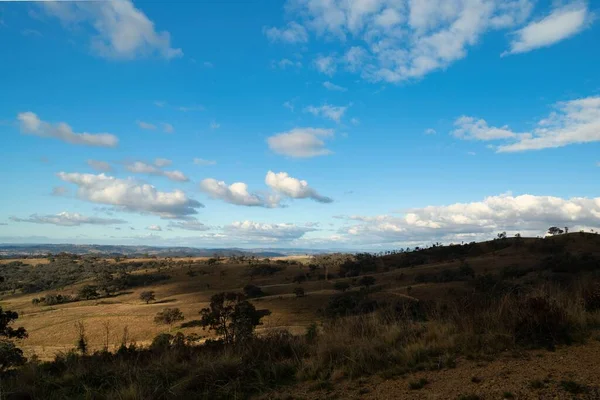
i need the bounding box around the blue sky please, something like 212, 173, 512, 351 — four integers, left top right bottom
0, 0, 599, 250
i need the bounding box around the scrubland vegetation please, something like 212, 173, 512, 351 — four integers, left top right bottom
1, 231, 600, 399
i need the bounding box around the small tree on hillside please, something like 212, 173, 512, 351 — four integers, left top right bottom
140, 291, 156, 304
243, 284, 265, 298
333, 281, 350, 292
293, 287, 305, 298
548, 226, 564, 236
0, 304, 28, 372
154, 308, 184, 330
358, 276, 376, 289
198, 292, 270, 345
78, 285, 100, 300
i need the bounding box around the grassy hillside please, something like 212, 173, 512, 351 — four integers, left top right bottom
0, 233, 599, 399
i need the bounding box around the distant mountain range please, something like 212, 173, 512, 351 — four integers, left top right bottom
0, 244, 332, 258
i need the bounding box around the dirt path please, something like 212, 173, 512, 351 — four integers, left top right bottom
263, 338, 600, 399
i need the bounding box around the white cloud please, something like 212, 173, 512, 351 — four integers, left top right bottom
137, 120, 156, 130
146, 224, 162, 231
87, 159, 112, 172
153, 158, 172, 167
265, 171, 333, 203
314, 55, 336, 75
504, 4, 590, 55
193, 158, 216, 166
424, 128, 436, 135
167, 218, 210, 231
40, 0, 182, 60
272, 0, 541, 83
57, 172, 203, 218
304, 104, 348, 122
51, 186, 69, 196
453, 96, 600, 152
18, 112, 118, 147
162, 123, 174, 133
210, 121, 220, 129
224, 220, 317, 241
154, 101, 166, 107
351, 117, 360, 126
125, 161, 189, 182
203, 61, 214, 68
267, 127, 334, 158
452, 116, 517, 140
177, 105, 205, 112
283, 101, 295, 111
273, 58, 302, 69
10, 211, 126, 227
264, 21, 309, 43
339, 193, 600, 244
200, 178, 280, 208
323, 81, 347, 91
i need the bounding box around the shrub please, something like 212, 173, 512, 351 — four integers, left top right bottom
322, 291, 378, 319
139, 290, 155, 304
154, 308, 185, 328
243, 284, 265, 298
409, 378, 429, 390
199, 292, 270, 345
78, 285, 99, 300
294, 287, 305, 298
333, 281, 350, 292
358, 276, 376, 288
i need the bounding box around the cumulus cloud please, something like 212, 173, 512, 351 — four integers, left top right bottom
339, 193, 600, 244
146, 224, 162, 231
10, 212, 126, 227
424, 128, 436, 135
224, 220, 317, 241
153, 158, 172, 167
199, 178, 279, 208
265, 171, 333, 203
504, 4, 590, 56
87, 159, 112, 172
264, 21, 309, 43
57, 172, 203, 218
453, 96, 600, 152
193, 158, 216, 166
18, 112, 118, 147
269, 0, 546, 83
452, 116, 517, 140
323, 81, 347, 91
137, 121, 156, 130
51, 186, 69, 196
305, 104, 348, 122
314, 55, 336, 75
210, 121, 220, 129
39, 0, 182, 60
167, 218, 210, 231
267, 127, 334, 158
162, 123, 174, 133
125, 161, 189, 182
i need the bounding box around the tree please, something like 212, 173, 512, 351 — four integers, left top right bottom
548, 226, 564, 236
293, 287, 305, 298
78, 285, 99, 300
198, 292, 270, 345
497, 232, 507, 240
154, 308, 184, 329
292, 274, 307, 284
140, 291, 156, 304
243, 284, 265, 298
333, 281, 350, 292
564, 227, 569, 234
0, 304, 28, 372
358, 276, 376, 288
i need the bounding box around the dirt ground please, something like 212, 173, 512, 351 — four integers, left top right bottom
263, 338, 600, 400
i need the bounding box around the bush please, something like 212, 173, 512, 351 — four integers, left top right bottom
294, 287, 305, 298
154, 308, 185, 328
333, 281, 350, 292
243, 284, 265, 298
140, 290, 156, 304
322, 291, 378, 319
